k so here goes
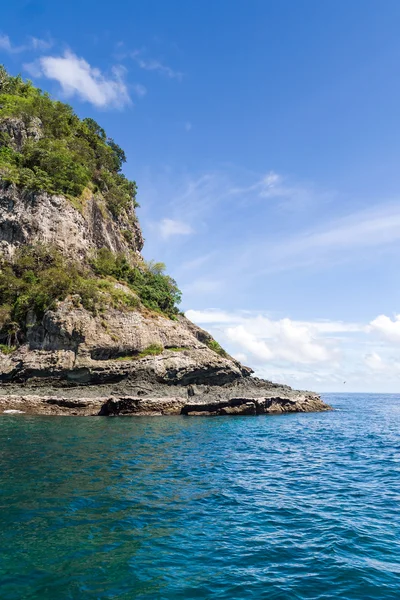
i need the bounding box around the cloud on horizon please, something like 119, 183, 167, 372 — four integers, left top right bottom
184, 308, 400, 392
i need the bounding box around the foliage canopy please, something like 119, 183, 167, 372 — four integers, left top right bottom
0, 65, 137, 217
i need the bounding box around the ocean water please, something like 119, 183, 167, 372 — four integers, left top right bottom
0, 394, 399, 599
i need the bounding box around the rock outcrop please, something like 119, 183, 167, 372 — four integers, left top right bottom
0, 390, 329, 416
0, 182, 143, 261
0, 116, 43, 152
0, 299, 250, 386
0, 105, 331, 416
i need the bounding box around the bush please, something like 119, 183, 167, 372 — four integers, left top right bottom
0, 344, 16, 355
207, 339, 228, 358
138, 343, 163, 357
90, 249, 181, 317
0, 244, 182, 346
115, 344, 163, 361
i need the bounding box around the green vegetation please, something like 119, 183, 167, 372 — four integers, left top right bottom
91, 248, 181, 318
0, 246, 98, 345
0, 66, 137, 217
207, 339, 229, 358
0, 344, 16, 354
114, 344, 164, 361
167, 347, 187, 352
0, 245, 181, 347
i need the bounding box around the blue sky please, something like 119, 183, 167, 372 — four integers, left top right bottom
2, 0, 400, 392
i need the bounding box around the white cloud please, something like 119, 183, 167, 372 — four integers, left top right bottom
182, 307, 400, 391
369, 314, 400, 343
226, 319, 337, 365
158, 218, 193, 239
187, 308, 362, 334
226, 325, 274, 361
363, 351, 400, 377
131, 50, 183, 80
186, 309, 340, 366
185, 309, 239, 324
364, 352, 386, 371
0, 34, 52, 54
25, 50, 130, 108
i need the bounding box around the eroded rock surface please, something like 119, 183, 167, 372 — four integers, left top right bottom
0, 182, 143, 261
0, 181, 330, 416
0, 390, 330, 417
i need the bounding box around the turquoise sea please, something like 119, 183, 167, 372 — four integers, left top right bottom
0, 393, 399, 599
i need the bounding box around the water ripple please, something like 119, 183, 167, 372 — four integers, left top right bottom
1, 393, 400, 599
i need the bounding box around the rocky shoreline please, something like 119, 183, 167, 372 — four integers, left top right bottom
0, 378, 331, 416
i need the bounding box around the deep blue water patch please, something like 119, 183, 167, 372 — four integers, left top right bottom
1, 394, 400, 599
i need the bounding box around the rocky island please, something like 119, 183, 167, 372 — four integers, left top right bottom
0, 67, 330, 416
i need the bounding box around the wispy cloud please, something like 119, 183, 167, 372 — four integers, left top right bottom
228, 170, 334, 211
140, 167, 400, 294
236, 202, 400, 277
24, 50, 130, 108
29, 37, 53, 51
0, 33, 52, 54
179, 252, 215, 272
141, 168, 329, 239
132, 83, 147, 98
131, 49, 183, 81
187, 309, 364, 333
156, 218, 194, 239
182, 279, 223, 295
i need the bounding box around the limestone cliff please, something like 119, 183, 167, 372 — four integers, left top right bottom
0, 67, 330, 415
0, 181, 143, 262
0, 175, 253, 391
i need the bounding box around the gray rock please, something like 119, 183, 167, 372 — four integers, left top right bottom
0, 116, 43, 151
0, 182, 143, 261
0, 393, 331, 416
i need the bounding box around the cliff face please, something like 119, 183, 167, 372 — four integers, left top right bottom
0, 181, 143, 262
0, 290, 250, 386
0, 180, 250, 389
